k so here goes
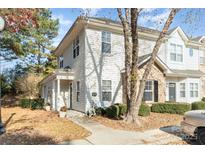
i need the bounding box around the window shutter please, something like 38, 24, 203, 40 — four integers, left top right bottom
154, 80, 158, 102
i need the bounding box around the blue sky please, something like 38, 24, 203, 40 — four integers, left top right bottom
2, 8, 205, 71
50, 8, 205, 47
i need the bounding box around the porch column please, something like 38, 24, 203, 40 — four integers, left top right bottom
57, 79, 60, 110
52, 80, 56, 110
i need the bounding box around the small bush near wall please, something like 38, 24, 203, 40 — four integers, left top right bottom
20, 98, 44, 110
95, 107, 106, 116
105, 105, 120, 119
192, 101, 205, 110
201, 97, 205, 102
114, 103, 127, 116
139, 103, 151, 117
151, 103, 191, 115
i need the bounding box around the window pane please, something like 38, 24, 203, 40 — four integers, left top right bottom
189, 48, 193, 56
177, 54, 183, 62
102, 92, 112, 101
170, 53, 176, 61
143, 92, 152, 101
102, 42, 111, 53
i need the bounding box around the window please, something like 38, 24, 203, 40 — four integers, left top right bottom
200, 52, 205, 64
180, 83, 186, 97
102, 80, 112, 101
76, 81, 80, 102
143, 80, 153, 101
189, 48, 193, 57
102, 31, 111, 53
73, 37, 79, 59
190, 83, 198, 97
170, 43, 183, 62
59, 56, 63, 68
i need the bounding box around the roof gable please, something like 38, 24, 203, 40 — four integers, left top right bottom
168, 26, 189, 42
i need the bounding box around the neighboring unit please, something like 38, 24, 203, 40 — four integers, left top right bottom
40, 16, 205, 113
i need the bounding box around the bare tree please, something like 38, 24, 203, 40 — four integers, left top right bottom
15, 73, 43, 100
117, 8, 180, 124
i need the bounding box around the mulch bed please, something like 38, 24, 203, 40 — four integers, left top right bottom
91, 112, 183, 132
0, 107, 91, 145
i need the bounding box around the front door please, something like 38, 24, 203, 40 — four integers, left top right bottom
169, 83, 176, 101
69, 83, 72, 109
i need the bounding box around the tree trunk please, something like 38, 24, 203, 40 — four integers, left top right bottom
134, 9, 180, 117
118, 8, 180, 124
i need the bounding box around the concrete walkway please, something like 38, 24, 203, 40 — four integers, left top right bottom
62, 111, 184, 145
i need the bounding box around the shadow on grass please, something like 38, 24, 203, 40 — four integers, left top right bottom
0, 127, 58, 145
160, 125, 198, 145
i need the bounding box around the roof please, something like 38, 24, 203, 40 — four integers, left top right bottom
167, 69, 205, 77
138, 53, 152, 64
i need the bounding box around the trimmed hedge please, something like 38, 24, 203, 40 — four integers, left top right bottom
102, 103, 151, 119
139, 103, 151, 117
20, 98, 44, 110
105, 105, 119, 118
114, 103, 127, 116
192, 101, 205, 110
151, 103, 191, 115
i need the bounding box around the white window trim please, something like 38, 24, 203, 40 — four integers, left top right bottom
170, 43, 183, 63
73, 36, 80, 59
101, 31, 111, 53
59, 56, 63, 68
180, 83, 186, 98
76, 81, 80, 102
144, 80, 154, 102
190, 83, 198, 98
102, 80, 112, 102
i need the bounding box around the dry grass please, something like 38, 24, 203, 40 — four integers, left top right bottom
92, 112, 183, 132
0, 107, 91, 144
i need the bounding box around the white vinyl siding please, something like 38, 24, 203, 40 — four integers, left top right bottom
170, 43, 183, 62
189, 48, 193, 57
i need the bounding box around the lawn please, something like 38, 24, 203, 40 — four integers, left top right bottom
0, 107, 91, 144
91, 112, 183, 132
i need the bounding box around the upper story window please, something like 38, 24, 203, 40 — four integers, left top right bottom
200, 52, 205, 65
189, 48, 193, 57
170, 43, 183, 62
190, 83, 198, 97
73, 36, 79, 59
59, 56, 64, 68
102, 31, 111, 53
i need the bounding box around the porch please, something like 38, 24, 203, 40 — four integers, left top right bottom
40, 69, 74, 111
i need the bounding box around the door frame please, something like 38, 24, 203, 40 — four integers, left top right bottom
69, 82, 73, 109
168, 82, 176, 102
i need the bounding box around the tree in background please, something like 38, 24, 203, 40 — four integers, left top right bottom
0, 9, 40, 59
25, 9, 59, 74
15, 73, 43, 99
117, 8, 180, 124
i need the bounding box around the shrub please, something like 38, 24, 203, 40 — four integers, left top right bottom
20, 98, 44, 110
202, 97, 205, 102
151, 103, 191, 115
114, 103, 127, 116
139, 103, 151, 117
20, 99, 31, 108
95, 107, 106, 116
192, 101, 205, 110
105, 105, 120, 119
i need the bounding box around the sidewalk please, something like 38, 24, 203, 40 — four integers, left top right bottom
61, 111, 185, 145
